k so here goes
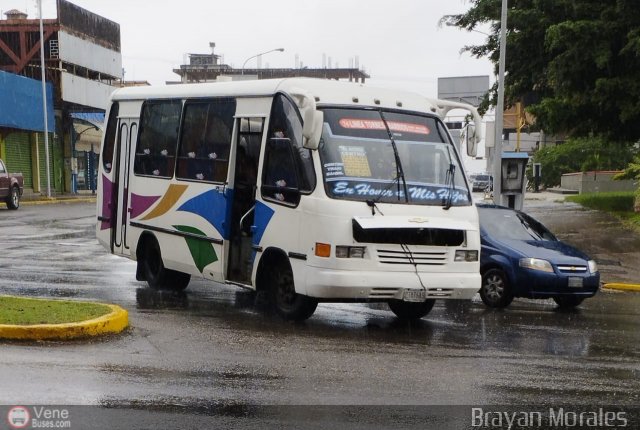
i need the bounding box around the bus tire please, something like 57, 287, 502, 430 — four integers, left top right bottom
142, 235, 190, 291
388, 299, 435, 321
270, 261, 317, 321
6, 186, 19, 210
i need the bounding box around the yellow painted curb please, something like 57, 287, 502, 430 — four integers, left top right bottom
0, 303, 129, 340
603, 283, 640, 292
22, 197, 96, 206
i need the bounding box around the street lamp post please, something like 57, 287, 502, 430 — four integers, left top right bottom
493, 0, 508, 206
241, 48, 284, 75
444, 21, 490, 37
38, 0, 51, 198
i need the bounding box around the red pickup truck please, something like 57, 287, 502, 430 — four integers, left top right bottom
0, 159, 24, 210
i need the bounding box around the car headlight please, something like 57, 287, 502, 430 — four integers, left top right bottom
519, 258, 554, 273
588, 260, 598, 274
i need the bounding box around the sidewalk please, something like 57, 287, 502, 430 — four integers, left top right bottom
475, 190, 567, 204
21, 190, 96, 205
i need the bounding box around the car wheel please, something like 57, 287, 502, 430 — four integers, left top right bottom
271, 262, 317, 321
553, 296, 584, 309
480, 268, 514, 308
6, 186, 19, 210
388, 299, 435, 321
143, 236, 190, 291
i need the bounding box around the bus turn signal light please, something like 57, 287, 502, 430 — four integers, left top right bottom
315, 242, 331, 258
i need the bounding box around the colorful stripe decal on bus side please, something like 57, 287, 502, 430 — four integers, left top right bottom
141, 184, 188, 220
130, 193, 161, 219
173, 225, 218, 273
177, 188, 231, 240
100, 174, 113, 231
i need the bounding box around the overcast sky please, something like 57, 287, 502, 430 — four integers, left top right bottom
2, 0, 493, 97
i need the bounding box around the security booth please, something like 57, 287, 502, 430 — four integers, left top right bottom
499, 151, 529, 210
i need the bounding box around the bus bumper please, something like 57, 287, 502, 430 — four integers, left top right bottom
303, 269, 480, 301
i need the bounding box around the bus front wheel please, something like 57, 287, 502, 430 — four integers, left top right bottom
142, 236, 190, 291
270, 263, 317, 321
388, 299, 435, 321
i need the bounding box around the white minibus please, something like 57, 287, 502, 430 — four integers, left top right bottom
96, 78, 482, 321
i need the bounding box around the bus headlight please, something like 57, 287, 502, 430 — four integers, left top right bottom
454, 250, 478, 262
336, 246, 366, 258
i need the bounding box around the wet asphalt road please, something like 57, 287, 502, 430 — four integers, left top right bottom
0, 200, 639, 428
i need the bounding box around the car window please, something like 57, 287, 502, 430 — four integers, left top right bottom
479, 207, 557, 241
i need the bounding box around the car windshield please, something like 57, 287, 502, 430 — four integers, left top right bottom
317, 108, 471, 206
479, 207, 557, 241
474, 175, 490, 181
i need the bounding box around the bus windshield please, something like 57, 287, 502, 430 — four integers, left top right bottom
318, 108, 471, 206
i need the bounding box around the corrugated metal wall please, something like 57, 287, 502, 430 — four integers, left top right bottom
2, 131, 63, 192
4, 132, 33, 188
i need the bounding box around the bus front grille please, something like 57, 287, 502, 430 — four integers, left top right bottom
369, 288, 400, 299
376, 249, 448, 265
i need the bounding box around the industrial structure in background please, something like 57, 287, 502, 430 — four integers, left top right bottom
0, 0, 121, 195
170, 43, 369, 84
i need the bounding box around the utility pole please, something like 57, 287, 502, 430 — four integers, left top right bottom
492, 0, 508, 205
38, 0, 51, 197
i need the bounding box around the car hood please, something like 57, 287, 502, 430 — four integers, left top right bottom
486, 237, 592, 264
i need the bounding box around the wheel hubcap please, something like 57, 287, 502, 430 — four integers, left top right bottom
484, 274, 504, 300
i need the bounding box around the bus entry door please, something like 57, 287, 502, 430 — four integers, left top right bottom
112, 117, 137, 255
227, 117, 263, 284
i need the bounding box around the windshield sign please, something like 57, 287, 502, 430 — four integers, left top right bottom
318, 108, 470, 206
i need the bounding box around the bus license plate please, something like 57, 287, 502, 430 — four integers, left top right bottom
568, 277, 583, 288
403, 289, 427, 302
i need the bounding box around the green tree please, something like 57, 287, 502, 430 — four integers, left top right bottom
442, 0, 640, 141
531, 137, 637, 188
613, 155, 640, 212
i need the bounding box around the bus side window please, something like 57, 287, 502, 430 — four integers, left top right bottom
134, 100, 181, 178
266, 93, 316, 194
176, 98, 235, 183
101, 102, 119, 173
262, 138, 300, 205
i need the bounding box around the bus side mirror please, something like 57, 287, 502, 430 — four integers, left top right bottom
290, 88, 323, 150
464, 123, 478, 157
303, 110, 323, 150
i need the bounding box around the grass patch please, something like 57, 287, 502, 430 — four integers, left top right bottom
0, 296, 112, 325
567, 191, 640, 233
566, 191, 635, 211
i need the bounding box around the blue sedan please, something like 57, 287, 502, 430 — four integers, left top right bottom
477, 204, 600, 309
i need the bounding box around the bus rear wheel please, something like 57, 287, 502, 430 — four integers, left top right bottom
270, 263, 317, 321
142, 236, 190, 291
388, 299, 435, 321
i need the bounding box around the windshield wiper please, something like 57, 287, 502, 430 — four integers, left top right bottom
379, 110, 409, 203
442, 146, 456, 210
366, 174, 400, 214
